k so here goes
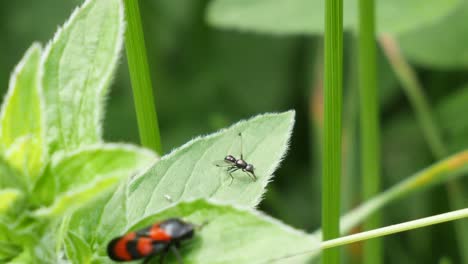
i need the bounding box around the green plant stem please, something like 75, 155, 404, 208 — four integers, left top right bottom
312, 150, 468, 237
358, 0, 381, 263
123, 0, 162, 154
322, 0, 343, 262
322, 207, 468, 250
280, 201, 468, 262
379, 34, 468, 263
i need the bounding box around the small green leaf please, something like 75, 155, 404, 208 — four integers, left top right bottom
87, 199, 319, 263
6, 251, 32, 264
32, 144, 156, 216
33, 175, 119, 218
64, 231, 93, 264
0, 189, 21, 213
42, 0, 124, 153
207, 0, 461, 35
0, 241, 21, 262
69, 111, 295, 253
0, 44, 46, 180
0, 157, 25, 190
400, 1, 468, 68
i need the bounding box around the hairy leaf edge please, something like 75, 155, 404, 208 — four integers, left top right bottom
40, 0, 126, 143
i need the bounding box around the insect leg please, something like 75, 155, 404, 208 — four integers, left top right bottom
170, 245, 184, 264
142, 254, 158, 264
247, 171, 257, 181
227, 168, 240, 185
158, 248, 168, 264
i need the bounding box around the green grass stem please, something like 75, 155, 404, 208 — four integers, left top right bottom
358, 0, 381, 263
322, 0, 343, 263
322, 207, 468, 250
123, 0, 162, 154
312, 150, 468, 237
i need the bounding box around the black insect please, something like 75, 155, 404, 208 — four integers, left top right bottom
107, 218, 195, 264
214, 132, 257, 185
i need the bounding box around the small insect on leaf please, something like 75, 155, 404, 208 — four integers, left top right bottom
107, 218, 195, 263
214, 133, 257, 185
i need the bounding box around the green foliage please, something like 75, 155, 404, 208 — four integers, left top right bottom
3, 0, 468, 263
42, 0, 124, 153
400, 1, 468, 68
70, 199, 318, 264
32, 144, 156, 213
207, 0, 461, 35
0, 189, 21, 213
66, 111, 295, 262
0, 0, 156, 262
0, 44, 45, 182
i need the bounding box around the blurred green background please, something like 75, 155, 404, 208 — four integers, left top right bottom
2, 0, 468, 263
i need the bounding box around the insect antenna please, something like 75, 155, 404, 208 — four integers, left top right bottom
194, 220, 210, 231
238, 132, 244, 160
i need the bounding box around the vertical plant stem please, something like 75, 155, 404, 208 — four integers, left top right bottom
380, 34, 468, 263
123, 0, 162, 154
322, 0, 343, 262
358, 0, 381, 263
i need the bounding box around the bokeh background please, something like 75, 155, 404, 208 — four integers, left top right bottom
2, 1, 468, 263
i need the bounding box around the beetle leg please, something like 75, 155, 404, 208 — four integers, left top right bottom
158, 247, 169, 264
170, 245, 183, 264
143, 254, 158, 264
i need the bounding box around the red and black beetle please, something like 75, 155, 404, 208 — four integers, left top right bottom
107, 218, 195, 263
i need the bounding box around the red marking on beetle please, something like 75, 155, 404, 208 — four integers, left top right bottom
149, 224, 172, 241
137, 237, 153, 256
114, 232, 136, 261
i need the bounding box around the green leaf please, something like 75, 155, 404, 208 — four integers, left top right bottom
69, 111, 295, 252
0, 44, 46, 180
0, 189, 21, 213
32, 144, 156, 217
33, 176, 120, 219
41, 0, 124, 153
0, 157, 25, 190
86, 199, 319, 263
64, 231, 93, 264
207, 0, 461, 35
0, 241, 21, 262
7, 251, 32, 264
399, 1, 468, 68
